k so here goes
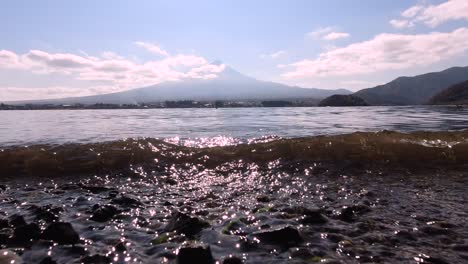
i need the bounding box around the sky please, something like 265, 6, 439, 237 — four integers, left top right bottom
1, 0, 468, 101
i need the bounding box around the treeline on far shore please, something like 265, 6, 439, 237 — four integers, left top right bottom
0, 99, 320, 110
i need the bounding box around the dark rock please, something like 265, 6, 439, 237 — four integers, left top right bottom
164, 212, 209, 237
0, 185, 6, 191
256, 195, 271, 203
222, 220, 245, 235
80, 184, 112, 193
420, 226, 451, 236
251, 226, 302, 247
338, 204, 370, 222
39, 257, 57, 264
176, 246, 214, 264
395, 230, 417, 241
326, 233, 346, 243
112, 195, 142, 207
9, 214, 26, 227
0, 228, 13, 244
81, 254, 111, 264
10, 223, 41, 245
223, 256, 243, 264
41, 222, 80, 245
163, 201, 173, 206
90, 205, 119, 222
289, 247, 313, 259
452, 244, 468, 252
115, 241, 127, 252
32, 205, 62, 223
300, 211, 328, 225
0, 218, 8, 228
65, 246, 87, 256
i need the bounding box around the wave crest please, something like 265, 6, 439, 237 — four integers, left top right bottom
1, 130, 467, 177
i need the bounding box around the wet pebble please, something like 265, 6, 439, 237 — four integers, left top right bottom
111, 195, 142, 207
81, 254, 111, 264
300, 211, 328, 225
9, 214, 26, 227
176, 245, 214, 264
114, 241, 127, 252
164, 212, 209, 237
0, 219, 8, 228
39, 256, 57, 264
10, 223, 41, 245
256, 195, 271, 203
41, 222, 80, 245
251, 226, 302, 247
90, 205, 119, 222
338, 204, 371, 222
222, 256, 243, 264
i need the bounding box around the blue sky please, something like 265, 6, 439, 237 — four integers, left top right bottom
1, 0, 468, 100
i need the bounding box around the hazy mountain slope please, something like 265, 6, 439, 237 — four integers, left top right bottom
7, 65, 351, 105
355, 66, 468, 105
429, 80, 468, 105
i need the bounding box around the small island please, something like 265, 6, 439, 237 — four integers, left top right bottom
318, 94, 369, 107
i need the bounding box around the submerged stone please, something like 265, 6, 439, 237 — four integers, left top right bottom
112, 195, 143, 207
176, 246, 214, 264
90, 205, 119, 222
0, 219, 8, 228
223, 256, 243, 264
252, 226, 302, 247
41, 222, 80, 245
338, 204, 371, 222
81, 254, 111, 264
300, 211, 328, 225
164, 212, 209, 237
10, 223, 41, 245
39, 256, 57, 264
114, 241, 127, 252
32, 205, 62, 223
9, 214, 26, 227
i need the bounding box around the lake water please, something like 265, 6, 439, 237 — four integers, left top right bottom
1, 107, 468, 263
1, 106, 467, 146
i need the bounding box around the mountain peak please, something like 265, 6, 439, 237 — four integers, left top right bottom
210, 60, 224, 66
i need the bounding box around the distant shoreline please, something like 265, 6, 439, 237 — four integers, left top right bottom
0, 100, 323, 110
0, 102, 465, 110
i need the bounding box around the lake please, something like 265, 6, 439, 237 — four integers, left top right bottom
1, 106, 467, 146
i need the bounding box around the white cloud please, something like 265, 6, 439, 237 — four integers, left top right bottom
306, 27, 333, 38
0, 86, 121, 101
389, 19, 414, 29
260, 50, 287, 59
391, 0, 468, 28
134, 41, 170, 56
323, 32, 350, 41
306, 27, 350, 41
0, 47, 226, 100
101, 51, 125, 60
281, 27, 468, 78
401, 5, 424, 18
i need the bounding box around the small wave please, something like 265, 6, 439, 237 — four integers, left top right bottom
1, 130, 467, 178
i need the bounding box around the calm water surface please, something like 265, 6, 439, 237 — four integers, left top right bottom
0, 106, 467, 146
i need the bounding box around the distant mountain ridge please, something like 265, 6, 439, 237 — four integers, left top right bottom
6, 63, 351, 105
355, 66, 468, 105
429, 80, 468, 105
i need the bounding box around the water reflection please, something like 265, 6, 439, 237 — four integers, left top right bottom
0, 106, 467, 146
